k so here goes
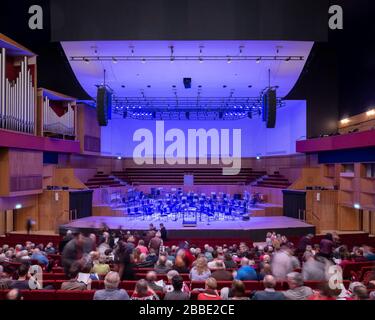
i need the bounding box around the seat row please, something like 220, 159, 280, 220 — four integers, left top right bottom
12, 279, 351, 291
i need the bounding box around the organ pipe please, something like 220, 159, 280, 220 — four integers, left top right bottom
0, 48, 5, 128
0, 50, 36, 134
43, 97, 75, 136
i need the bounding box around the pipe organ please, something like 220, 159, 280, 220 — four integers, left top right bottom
0, 48, 36, 134
43, 97, 75, 136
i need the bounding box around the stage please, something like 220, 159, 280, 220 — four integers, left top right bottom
59, 216, 315, 241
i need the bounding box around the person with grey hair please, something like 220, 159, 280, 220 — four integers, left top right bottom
271, 245, 294, 280
252, 275, 285, 300
302, 253, 331, 281
154, 255, 172, 274
283, 272, 313, 300
93, 271, 130, 300
146, 271, 164, 292
211, 261, 233, 281
164, 270, 190, 293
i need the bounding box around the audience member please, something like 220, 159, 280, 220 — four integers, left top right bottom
164, 275, 190, 300
283, 272, 313, 300
93, 271, 130, 300
197, 277, 221, 300
252, 275, 285, 300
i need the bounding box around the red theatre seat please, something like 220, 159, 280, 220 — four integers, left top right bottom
21, 290, 56, 300
55, 290, 96, 300
43, 273, 68, 280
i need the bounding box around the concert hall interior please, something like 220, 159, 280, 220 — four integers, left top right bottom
0, 0, 374, 302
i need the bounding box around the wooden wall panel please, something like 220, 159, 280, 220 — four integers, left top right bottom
77, 104, 101, 155
0, 148, 10, 195
305, 190, 338, 233
58, 153, 311, 177
290, 167, 336, 190
338, 206, 361, 231
52, 168, 87, 189
37, 190, 70, 233
13, 196, 39, 231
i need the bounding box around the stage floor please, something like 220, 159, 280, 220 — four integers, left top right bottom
60, 216, 315, 241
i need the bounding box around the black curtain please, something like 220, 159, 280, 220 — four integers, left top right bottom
283, 190, 306, 219
69, 190, 93, 219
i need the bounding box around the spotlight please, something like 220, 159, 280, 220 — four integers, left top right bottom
141, 58, 146, 64
340, 118, 350, 125
170, 57, 175, 63
112, 57, 118, 64
256, 155, 261, 160
84, 57, 90, 64
256, 57, 261, 64
117, 156, 122, 160
285, 57, 291, 62
354, 203, 361, 209
227, 57, 232, 64
15, 203, 22, 209
366, 109, 375, 116
199, 57, 203, 64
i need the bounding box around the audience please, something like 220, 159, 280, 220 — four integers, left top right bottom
0, 229, 374, 301
252, 275, 285, 300
91, 255, 110, 275
283, 272, 313, 300
61, 262, 89, 290
164, 275, 190, 300
145, 271, 164, 292
9, 264, 29, 290
230, 280, 249, 300
235, 258, 258, 281
211, 261, 233, 281
197, 277, 221, 300
190, 257, 211, 281
93, 271, 130, 300
131, 279, 159, 300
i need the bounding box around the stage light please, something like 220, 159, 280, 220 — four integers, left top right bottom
256, 156, 261, 160
256, 57, 261, 64
112, 57, 118, 64
199, 57, 203, 64
141, 58, 146, 64
285, 57, 291, 62
340, 118, 350, 124
170, 57, 175, 63
117, 156, 122, 160
84, 57, 90, 64
354, 203, 361, 209
227, 57, 232, 64
15, 203, 22, 209
366, 109, 375, 116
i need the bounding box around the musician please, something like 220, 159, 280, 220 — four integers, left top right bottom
149, 223, 157, 232
159, 223, 168, 241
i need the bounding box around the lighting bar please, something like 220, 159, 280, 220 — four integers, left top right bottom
113, 96, 284, 120
70, 55, 304, 62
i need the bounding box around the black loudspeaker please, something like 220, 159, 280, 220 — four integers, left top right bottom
96, 86, 112, 126
262, 89, 277, 128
